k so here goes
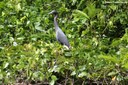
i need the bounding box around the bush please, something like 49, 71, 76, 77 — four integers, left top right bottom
0, 0, 128, 84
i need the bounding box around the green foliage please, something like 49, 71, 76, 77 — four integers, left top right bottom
0, 0, 128, 84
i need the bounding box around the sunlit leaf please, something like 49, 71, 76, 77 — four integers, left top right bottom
78, 72, 87, 78
108, 71, 118, 76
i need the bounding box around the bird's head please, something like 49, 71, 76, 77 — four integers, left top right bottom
49, 10, 58, 16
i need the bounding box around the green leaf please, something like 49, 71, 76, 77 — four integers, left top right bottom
4, 62, 9, 69
35, 22, 43, 31
71, 71, 76, 76
51, 75, 57, 81
73, 9, 89, 23
86, 3, 97, 18
64, 52, 72, 57
122, 63, 128, 69
108, 71, 118, 76
78, 72, 87, 78
50, 75, 57, 85
99, 55, 119, 63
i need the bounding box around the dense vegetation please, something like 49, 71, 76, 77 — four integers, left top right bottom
0, 0, 128, 84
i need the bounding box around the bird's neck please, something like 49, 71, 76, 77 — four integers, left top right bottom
54, 15, 59, 31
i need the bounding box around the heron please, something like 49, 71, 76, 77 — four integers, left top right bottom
49, 10, 70, 49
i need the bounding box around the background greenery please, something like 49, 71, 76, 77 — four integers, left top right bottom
0, 0, 128, 84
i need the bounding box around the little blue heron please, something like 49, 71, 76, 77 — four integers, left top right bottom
49, 10, 70, 49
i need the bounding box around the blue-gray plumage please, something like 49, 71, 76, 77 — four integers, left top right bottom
49, 10, 70, 48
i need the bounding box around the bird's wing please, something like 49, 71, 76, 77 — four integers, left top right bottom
56, 29, 70, 47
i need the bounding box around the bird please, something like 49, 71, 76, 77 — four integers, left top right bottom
49, 10, 70, 49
